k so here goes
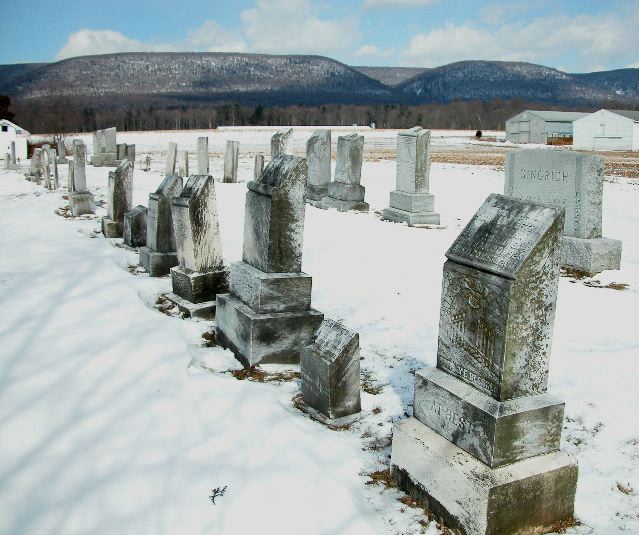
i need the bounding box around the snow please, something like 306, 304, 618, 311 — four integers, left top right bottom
1, 128, 638, 534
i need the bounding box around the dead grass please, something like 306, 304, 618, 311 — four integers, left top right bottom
549, 517, 581, 533
231, 366, 300, 383
560, 267, 590, 280
54, 206, 73, 218
617, 482, 635, 495
365, 469, 396, 489
201, 330, 217, 347
583, 280, 629, 291
361, 370, 385, 395
155, 295, 180, 316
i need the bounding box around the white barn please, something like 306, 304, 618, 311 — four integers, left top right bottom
573, 109, 639, 151
505, 110, 589, 144
0, 119, 29, 162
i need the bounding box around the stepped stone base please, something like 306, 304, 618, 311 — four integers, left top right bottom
561, 236, 622, 275
391, 418, 578, 535
102, 217, 122, 238
215, 293, 323, 367
171, 265, 229, 304
68, 192, 95, 216
382, 207, 440, 226
139, 247, 178, 277
306, 184, 328, 206
322, 197, 369, 212
164, 292, 216, 319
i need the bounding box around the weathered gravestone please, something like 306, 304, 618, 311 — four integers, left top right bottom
26, 148, 42, 182
382, 127, 440, 225
301, 318, 361, 420
92, 127, 118, 167
177, 150, 189, 178
254, 154, 264, 180
125, 144, 135, 164
57, 139, 67, 163
123, 205, 148, 248
68, 140, 95, 216
322, 133, 369, 212
197, 137, 209, 174
10, 141, 17, 167
117, 143, 127, 161
165, 142, 178, 176
42, 148, 51, 189
505, 149, 622, 274
4, 153, 9, 169
390, 193, 578, 535
102, 160, 134, 237
305, 129, 331, 207
139, 175, 183, 276
216, 155, 324, 366
166, 175, 229, 318
67, 161, 74, 192
271, 128, 292, 158
223, 140, 239, 183
142, 155, 151, 172
50, 149, 59, 189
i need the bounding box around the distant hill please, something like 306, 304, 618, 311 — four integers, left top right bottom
1, 53, 638, 114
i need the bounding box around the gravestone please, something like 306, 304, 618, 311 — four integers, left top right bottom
68, 140, 95, 216
125, 144, 136, 164
26, 148, 42, 182
92, 127, 118, 167
139, 175, 183, 276
390, 193, 578, 535
306, 130, 331, 207
505, 149, 622, 274
57, 139, 67, 163
197, 137, 209, 174
166, 175, 229, 318
11, 141, 17, 166
382, 127, 440, 225
123, 205, 148, 248
142, 154, 151, 172
117, 143, 127, 161
42, 148, 51, 189
177, 150, 189, 177
165, 142, 178, 176
50, 149, 59, 189
322, 133, 368, 212
301, 318, 361, 419
102, 160, 134, 238
67, 161, 74, 192
216, 155, 323, 366
271, 128, 292, 158
223, 140, 239, 183
254, 154, 264, 180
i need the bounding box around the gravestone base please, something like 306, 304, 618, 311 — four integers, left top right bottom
561, 236, 622, 275
102, 217, 123, 238
215, 293, 323, 367
164, 292, 217, 319
7, 163, 19, 171
306, 184, 328, 207
92, 153, 119, 167
68, 192, 95, 216
322, 197, 369, 212
139, 247, 178, 277
381, 207, 440, 226
413, 368, 564, 468
391, 418, 578, 535
170, 265, 229, 304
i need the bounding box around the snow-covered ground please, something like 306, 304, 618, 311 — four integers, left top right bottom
1, 128, 637, 534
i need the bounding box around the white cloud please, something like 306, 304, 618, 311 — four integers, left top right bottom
363, 0, 438, 8
55, 21, 247, 60
401, 9, 639, 72
629, 62, 639, 69
354, 44, 394, 59
240, 0, 357, 55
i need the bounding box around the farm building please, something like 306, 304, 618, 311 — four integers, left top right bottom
573, 109, 639, 151
0, 119, 29, 161
505, 110, 589, 144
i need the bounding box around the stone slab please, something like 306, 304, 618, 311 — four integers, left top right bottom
68, 192, 95, 216
102, 217, 122, 238
326, 181, 365, 202
139, 247, 178, 277
322, 197, 369, 212
381, 207, 440, 226
164, 292, 216, 320
229, 261, 312, 313
92, 153, 118, 167
147, 175, 183, 253
306, 183, 328, 202
171, 265, 229, 304
307, 129, 331, 192
391, 418, 578, 535
561, 236, 622, 275
413, 367, 564, 467
389, 190, 435, 213
123, 205, 148, 248
396, 126, 431, 194
215, 293, 323, 367
334, 133, 363, 186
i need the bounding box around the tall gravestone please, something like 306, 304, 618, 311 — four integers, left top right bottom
382, 127, 440, 225
301, 318, 361, 419
50, 149, 59, 189
197, 137, 209, 174
505, 149, 622, 274
322, 133, 369, 212
102, 160, 134, 237
10, 141, 17, 166
223, 140, 239, 183
42, 148, 51, 189
165, 142, 178, 176
254, 154, 265, 180
177, 150, 189, 177
166, 175, 229, 318
4, 153, 9, 169
306, 130, 331, 207
26, 148, 42, 182
57, 139, 67, 164
92, 127, 118, 167
391, 193, 578, 535
124, 205, 148, 248
68, 140, 95, 216
139, 175, 183, 276
216, 155, 323, 366
7, 141, 18, 170
67, 161, 74, 192
117, 143, 127, 161
271, 128, 292, 158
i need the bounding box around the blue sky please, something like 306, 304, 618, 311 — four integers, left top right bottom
3, 0, 638, 72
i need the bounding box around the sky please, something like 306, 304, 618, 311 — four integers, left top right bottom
2, 0, 638, 72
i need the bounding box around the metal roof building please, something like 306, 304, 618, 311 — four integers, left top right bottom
573, 109, 639, 151
505, 110, 589, 144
